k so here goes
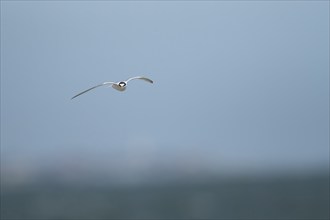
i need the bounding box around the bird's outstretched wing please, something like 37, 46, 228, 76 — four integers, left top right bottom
71, 82, 114, 99
125, 76, 153, 84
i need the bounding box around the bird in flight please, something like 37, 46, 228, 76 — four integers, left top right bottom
71, 76, 153, 99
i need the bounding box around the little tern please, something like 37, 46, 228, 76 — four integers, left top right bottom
71, 76, 153, 99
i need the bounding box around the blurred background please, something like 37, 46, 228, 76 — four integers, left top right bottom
1, 1, 329, 219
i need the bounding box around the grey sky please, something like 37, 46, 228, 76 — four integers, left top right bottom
1, 2, 329, 183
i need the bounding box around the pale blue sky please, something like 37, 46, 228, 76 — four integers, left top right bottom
1, 1, 329, 183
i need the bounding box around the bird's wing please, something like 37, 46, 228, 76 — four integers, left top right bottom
71, 82, 114, 99
125, 76, 153, 84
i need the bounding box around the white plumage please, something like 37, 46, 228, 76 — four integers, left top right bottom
71, 76, 153, 99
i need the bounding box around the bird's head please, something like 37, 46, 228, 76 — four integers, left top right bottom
118, 81, 126, 87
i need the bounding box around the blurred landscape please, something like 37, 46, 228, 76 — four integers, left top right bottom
1, 145, 329, 219
2, 173, 329, 219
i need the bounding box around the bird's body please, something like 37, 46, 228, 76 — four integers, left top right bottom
112, 82, 127, 91
71, 76, 153, 99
